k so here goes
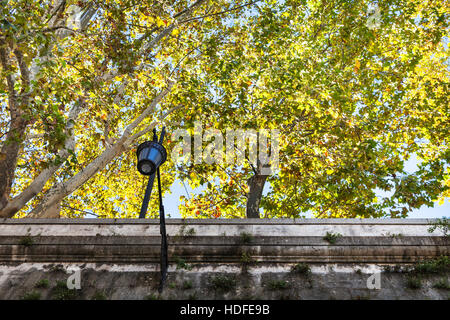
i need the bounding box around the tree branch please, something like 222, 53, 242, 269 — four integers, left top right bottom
0, 97, 86, 218
179, 0, 261, 24
28, 84, 174, 218
128, 104, 185, 143
0, 40, 28, 211
100, 0, 208, 82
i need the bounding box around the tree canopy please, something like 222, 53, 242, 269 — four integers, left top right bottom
0, 0, 448, 219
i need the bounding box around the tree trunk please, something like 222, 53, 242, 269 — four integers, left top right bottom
42, 201, 61, 218
0, 41, 29, 212
246, 174, 267, 218
0, 121, 27, 211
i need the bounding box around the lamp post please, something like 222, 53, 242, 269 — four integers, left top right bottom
136, 127, 168, 293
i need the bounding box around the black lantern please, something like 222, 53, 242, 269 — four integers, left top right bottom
136, 127, 168, 294
136, 140, 167, 176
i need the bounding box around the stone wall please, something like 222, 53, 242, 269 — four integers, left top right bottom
0, 218, 448, 300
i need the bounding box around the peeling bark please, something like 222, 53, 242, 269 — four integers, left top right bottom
0, 118, 27, 211
0, 100, 85, 218
0, 40, 29, 212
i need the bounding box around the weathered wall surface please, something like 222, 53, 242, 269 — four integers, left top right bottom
0, 219, 448, 300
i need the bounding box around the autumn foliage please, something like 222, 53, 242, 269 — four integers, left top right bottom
0, 0, 448, 219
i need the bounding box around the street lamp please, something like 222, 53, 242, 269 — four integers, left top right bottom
136, 127, 168, 293
137, 141, 167, 176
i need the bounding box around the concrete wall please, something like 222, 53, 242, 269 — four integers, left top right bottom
0, 219, 448, 300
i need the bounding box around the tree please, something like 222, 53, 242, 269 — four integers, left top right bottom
175, 0, 449, 219
0, 0, 258, 218
0, 0, 448, 220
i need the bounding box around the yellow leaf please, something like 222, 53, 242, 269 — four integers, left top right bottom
156, 17, 165, 28
354, 59, 361, 73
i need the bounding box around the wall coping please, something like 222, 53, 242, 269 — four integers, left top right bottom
0, 218, 441, 225
0, 218, 447, 264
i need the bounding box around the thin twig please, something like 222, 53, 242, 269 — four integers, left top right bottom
179, 0, 261, 24
61, 204, 99, 217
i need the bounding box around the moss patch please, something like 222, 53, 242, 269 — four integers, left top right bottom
52, 280, 79, 300
291, 263, 311, 275
19, 236, 34, 247
21, 291, 41, 300
35, 279, 50, 289
266, 280, 290, 290
323, 232, 342, 244
208, 275, 236, 292
413, 256, 449, 274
